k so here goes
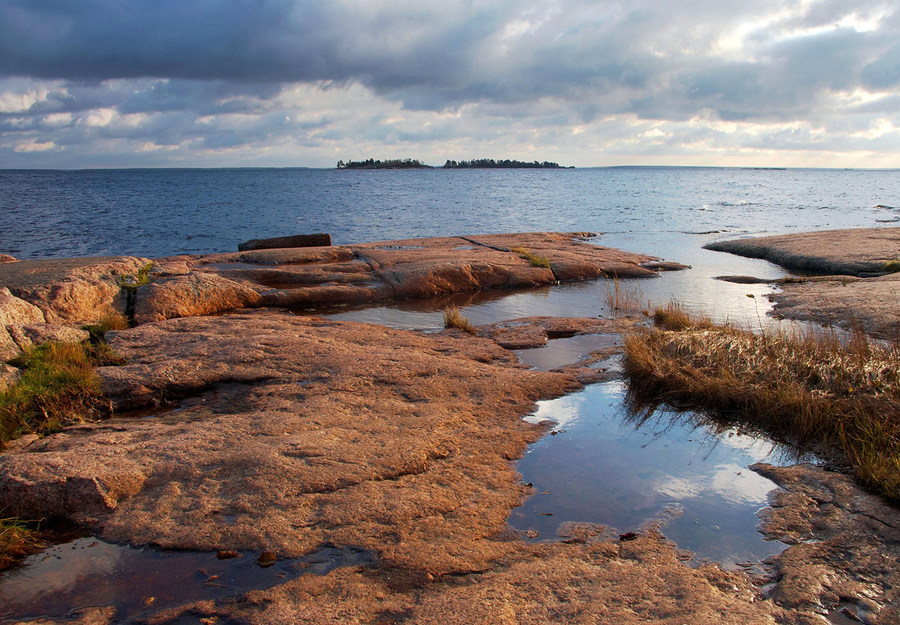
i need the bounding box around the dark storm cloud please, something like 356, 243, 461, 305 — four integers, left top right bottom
1, 0, 897, 118
0, 1, 499, 91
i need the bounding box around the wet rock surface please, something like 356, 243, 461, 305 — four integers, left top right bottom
754, 463, 900, 624
477, 315, 642, 349
149, 530, 786, 625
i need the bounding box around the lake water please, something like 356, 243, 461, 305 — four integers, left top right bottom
1, 167, 898, 620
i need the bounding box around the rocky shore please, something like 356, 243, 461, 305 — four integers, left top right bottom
0, 231, 898, 624
707, 227, 900, 339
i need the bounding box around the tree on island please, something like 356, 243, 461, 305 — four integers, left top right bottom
336, 158, 430, 169
442, 159, 566, 169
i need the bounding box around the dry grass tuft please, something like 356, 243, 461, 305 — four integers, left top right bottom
603, 278, 645, 315
624, 305, 900, 500
443, 307, 477, 335
0, 517, 45, 570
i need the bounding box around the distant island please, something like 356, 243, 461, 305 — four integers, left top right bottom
336, 158, 571, 169
442, 159, 570, 169
336, 158, 430, 169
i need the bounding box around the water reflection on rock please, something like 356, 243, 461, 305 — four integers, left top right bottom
510, 379, 815, 569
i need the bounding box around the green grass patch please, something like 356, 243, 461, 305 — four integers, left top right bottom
117, 261, 154, 289
623, 305, 900, 501
0, 517, 45, 570
510, 246, 552, 269
1, 342, 109, 446
443, 307, 477, 335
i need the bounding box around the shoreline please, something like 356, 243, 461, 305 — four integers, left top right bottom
0, 229, 898, 624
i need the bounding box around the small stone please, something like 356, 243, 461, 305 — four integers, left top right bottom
257, 551, 277, 567
216, 550, 240, 559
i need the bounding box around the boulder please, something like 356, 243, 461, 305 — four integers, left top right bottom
5, 323, 90, 352
238, 233, 332, 251
132, 272, 262, 324
0, 254, 17, 263
0, 256, 151, 323
0, 328, 18, 362
0, 287, 45, 326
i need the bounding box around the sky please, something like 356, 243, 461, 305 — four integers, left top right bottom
0, 0, 898, 169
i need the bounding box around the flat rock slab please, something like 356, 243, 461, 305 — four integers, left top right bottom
0, 310, 580, 576
146, 463, 900, 625
705, 228, 900, 276
707, 229, 900, 339
0, 255, 150, 324
138, 233, 661, 323
771, 273, 900, 339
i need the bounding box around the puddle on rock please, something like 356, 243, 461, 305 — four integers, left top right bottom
509, 380, 815, 570
0, 540, 375, 623
513, 334, 621, 371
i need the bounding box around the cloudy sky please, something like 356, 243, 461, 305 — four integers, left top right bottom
1, 0, 898, 168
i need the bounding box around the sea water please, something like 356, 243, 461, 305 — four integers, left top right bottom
1, 167, 898, 260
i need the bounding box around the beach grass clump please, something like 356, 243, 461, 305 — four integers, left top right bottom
603, 278, 645, 315
0, 517, 45, 570
0, 342, 106, 446
510, 247, 552, 269
443, 307, 477, 335
623, 305, 900, 500
83, 311, 130, 340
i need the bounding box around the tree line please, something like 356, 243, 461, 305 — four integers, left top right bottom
442, 159, 565, 169
336, 158, 430, 169
336, 158, 570, 169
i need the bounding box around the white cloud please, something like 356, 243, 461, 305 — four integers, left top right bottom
14, 138, 57, 152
